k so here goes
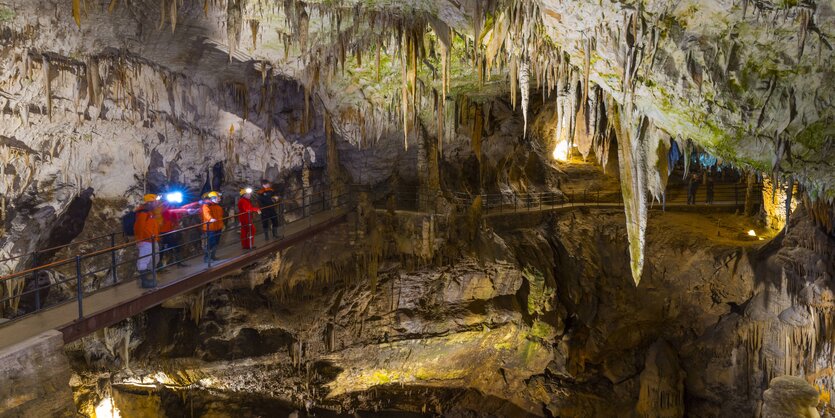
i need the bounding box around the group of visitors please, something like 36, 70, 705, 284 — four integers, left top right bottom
687, 171, 715, 205
129, 179, 282, 288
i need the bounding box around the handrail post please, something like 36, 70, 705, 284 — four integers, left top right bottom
110, 233, 117, 284
34, 269, 40, 311
734, 183, 739, 206
151, 237, 158, 284
206, 223, 212, 269
75, 255, 83, 319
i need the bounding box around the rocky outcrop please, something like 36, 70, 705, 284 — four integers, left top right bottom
0, 330, 74, 417
59, 193, 835, 416
762, 376, 820, 418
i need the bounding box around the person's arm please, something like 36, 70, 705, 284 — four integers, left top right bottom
202, 204, 216, 222
167, 207, 193, 215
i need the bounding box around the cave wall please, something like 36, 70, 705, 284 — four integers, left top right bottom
0, 330, 74, 417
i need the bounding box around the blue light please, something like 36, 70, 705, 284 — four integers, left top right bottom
165, 192, 183, 204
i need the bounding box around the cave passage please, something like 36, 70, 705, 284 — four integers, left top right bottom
0, 0, 834, 417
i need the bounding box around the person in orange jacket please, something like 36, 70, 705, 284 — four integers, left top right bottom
201, 191, 224, 263
237, 188, 261, 249
134, 194, 162, 288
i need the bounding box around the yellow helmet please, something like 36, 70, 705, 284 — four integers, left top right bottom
206, 191, 220, 199
143, 194, 159, 202
239, 187, 253, 196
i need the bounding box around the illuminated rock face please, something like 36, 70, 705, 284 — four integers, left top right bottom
57, 204, 834, 417
1, 0, 835, 416
762, 376, 820, 418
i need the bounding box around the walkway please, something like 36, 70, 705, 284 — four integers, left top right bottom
0, 195, 351, 351
459, 182, 759, 217
0, 181, 761, 351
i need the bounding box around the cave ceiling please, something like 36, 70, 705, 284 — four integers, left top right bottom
4, 0, 831, 196
0, 0, 833, 285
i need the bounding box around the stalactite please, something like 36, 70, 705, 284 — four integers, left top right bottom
226, 0, 243, 62
158, 0, 166, 31
189, 289, 205, 325
301, 85, 311, 134
375, 43, 381, 82
798, 8, 811, 61
436, 90, 444, 154
509, 56, 518, 110
610, 99, 650, 286
785, 177, 795, 232
581, 36, 592, 141
42, 56, 52, 121
520, 60, 529, 137
72, 0, 81, 28
250, 19, 260, 50
401, 37, 409, 149
170, 0, 178, 33
298, 6, 309, 54
472, 102, 483, 162
325, 111, 343, 198
409, 31, 419, 114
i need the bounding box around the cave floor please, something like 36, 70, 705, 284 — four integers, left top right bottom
648, 211, 777, 248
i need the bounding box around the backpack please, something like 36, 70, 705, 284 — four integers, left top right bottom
122, 211, 139, 236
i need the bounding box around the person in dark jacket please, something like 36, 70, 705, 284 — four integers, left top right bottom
687, 173, 700, 205
705, 174, 715, 204
256, 179, 280, 240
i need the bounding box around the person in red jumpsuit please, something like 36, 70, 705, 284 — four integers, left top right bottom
237, 188, 260, 249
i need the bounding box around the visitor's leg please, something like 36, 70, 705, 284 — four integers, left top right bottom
262, 217, 271, 240
209, 231, 221, 260
137, 241, 152, 271
203, 232, 210, 263
271, 217, 278, 239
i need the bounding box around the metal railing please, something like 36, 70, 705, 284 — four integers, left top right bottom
0, 186, 353, 324
0, 179, 767, 324
449, 181, 763, 215
0, 181, 333, 266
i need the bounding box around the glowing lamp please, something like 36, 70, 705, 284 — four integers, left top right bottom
747, 230, 757, 237
94, 396, 122, 418
245, 187, 253, 194
553, 140, 570, 162
165, 192, 183, 204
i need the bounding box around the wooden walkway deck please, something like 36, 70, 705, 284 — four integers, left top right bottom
0, 207, 350, 351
